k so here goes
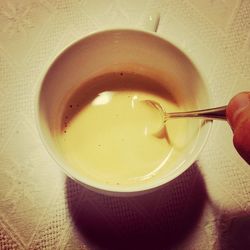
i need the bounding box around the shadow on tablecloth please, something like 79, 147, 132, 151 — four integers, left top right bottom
216, 212, 250, 249
65, 163, 207, 250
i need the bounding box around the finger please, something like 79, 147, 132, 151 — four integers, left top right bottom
226, 92, 250, 130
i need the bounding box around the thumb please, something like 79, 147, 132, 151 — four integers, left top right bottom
226, 92, 250, 130
226, 92, 250, 164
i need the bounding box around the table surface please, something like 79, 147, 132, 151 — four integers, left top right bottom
0, 0, 250, 249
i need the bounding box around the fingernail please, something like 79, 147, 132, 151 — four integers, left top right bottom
234, 92, 250, 109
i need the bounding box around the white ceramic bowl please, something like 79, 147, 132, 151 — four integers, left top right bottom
35, 29, 212, 196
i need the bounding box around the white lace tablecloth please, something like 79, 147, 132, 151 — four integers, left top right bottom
0, 1, 250, 249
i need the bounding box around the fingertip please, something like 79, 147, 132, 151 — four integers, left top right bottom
226, 92, 250, 129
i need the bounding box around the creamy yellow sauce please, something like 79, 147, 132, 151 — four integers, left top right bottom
56, 86, 197, 188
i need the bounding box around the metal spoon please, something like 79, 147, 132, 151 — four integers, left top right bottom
142, 100, 227, 140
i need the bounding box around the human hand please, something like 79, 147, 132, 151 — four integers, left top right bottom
226, 92, 250, 164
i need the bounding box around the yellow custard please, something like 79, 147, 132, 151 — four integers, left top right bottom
55, 72, 199, 188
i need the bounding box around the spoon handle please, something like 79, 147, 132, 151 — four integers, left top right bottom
167, 106, 227, 120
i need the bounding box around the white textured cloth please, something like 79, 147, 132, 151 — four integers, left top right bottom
0, 0, 250, 249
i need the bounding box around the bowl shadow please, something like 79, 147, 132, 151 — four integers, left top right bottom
65, 163, 207, 250
216, 211, 250, 249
